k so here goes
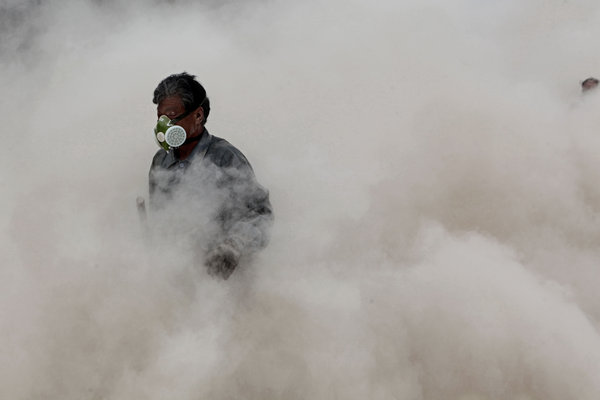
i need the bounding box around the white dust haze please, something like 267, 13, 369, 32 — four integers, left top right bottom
2, 0, 600, 398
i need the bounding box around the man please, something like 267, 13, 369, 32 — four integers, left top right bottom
148, 72, 273, 279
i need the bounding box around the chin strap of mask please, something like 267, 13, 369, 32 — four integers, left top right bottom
182, 134, 202, 146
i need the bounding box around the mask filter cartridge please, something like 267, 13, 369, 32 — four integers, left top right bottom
154, 115, 187, 151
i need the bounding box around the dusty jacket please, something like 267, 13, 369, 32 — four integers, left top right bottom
149, 128, 273, 255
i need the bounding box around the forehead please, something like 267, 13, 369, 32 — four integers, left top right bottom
157, 95, 184, 115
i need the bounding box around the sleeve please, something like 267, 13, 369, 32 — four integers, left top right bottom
212, 145, 274, 256
148, 150, 167, 211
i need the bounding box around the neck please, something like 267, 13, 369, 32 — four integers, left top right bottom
175, 129, 204, 160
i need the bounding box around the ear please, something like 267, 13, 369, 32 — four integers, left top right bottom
194, 107, 204, 122
195, 106, 204, 123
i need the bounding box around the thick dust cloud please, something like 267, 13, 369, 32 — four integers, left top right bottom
2, 0, 600, 399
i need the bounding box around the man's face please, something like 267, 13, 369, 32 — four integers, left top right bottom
157, 95, 203, 138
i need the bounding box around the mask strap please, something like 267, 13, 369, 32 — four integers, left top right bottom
171, 97, 207, 124
170, 108, 193, 124
183, 135, 202, 145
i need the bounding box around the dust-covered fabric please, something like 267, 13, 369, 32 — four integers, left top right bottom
148, 128, 273, 264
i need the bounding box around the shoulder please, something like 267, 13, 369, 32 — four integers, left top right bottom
151, 149, 169, 168
207, 135, 253, 171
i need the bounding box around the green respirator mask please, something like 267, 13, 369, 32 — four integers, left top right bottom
154, 115, 188, 152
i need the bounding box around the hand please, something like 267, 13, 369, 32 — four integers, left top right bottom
204, 242, 240, 280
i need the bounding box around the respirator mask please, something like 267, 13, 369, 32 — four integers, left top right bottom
154, 112, 190, 152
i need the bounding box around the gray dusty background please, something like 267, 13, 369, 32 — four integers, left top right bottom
2, 0, 600, 399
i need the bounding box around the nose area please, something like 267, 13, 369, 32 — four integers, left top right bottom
156, 115, 171, 133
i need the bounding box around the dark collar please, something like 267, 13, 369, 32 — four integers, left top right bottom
163, 128, 213, 168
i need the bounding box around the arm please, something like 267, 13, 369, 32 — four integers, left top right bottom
204, 144, 273, 278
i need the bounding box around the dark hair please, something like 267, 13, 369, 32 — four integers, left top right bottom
152, 72, 211, 121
